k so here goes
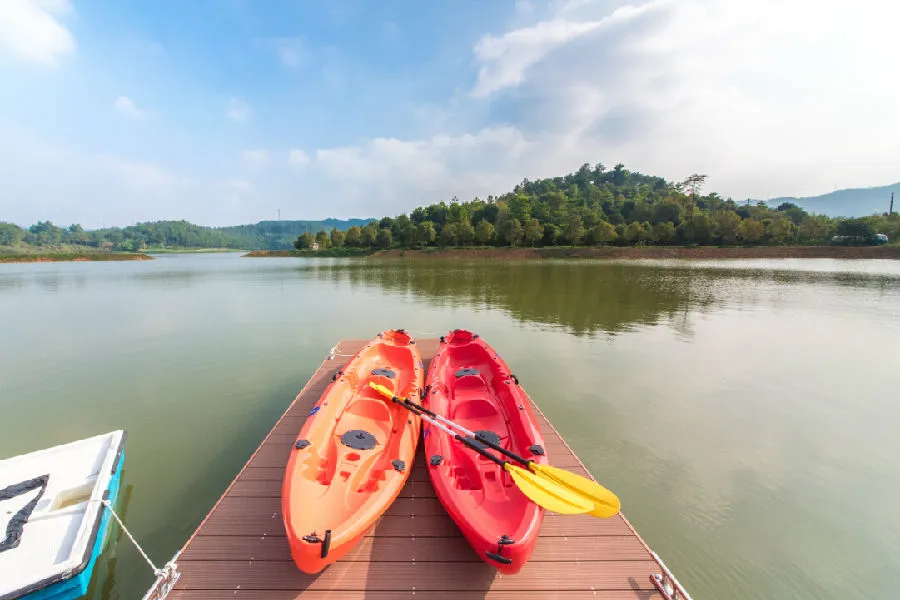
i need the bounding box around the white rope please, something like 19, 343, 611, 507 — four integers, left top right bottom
100, 499, 166, 577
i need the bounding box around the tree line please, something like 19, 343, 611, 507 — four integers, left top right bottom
296, 163, 898, 251
0, 218, 372, 252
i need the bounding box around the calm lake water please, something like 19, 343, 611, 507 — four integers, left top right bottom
1, 253, 899, 599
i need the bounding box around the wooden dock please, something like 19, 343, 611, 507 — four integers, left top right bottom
151, 338, 689, 599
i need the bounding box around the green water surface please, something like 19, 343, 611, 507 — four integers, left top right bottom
1, 253, 898, 599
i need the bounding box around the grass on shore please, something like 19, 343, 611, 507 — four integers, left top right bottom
0, 242, 154, 262
0, 252, 153, 263
243, 247, 374, 258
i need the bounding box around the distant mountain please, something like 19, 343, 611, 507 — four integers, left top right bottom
764, 183, 898, 217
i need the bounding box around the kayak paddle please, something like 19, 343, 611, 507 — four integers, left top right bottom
369, 382, 619, 517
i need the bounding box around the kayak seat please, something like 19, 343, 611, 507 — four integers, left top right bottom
452, 397, 506, 435
452, 452, 483, 491
452, 374, 489, 400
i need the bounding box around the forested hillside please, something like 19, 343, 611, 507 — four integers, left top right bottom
0, 218, 373, 252
295, 163, 899, 251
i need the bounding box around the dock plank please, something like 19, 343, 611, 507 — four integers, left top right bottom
180, 534, 654, 562
196, 494, 637, 537
171, 560, 661, 591
160, 338, 667, 599
168, 591, 664, 599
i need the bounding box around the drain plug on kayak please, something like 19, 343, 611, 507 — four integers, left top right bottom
341, 429, 377, 450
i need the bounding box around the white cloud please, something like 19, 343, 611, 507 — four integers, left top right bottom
226, 98, 251, 122
241, 148, 268, 168
273, 37, 305, 67
313, 126, 536, 214
113, 96, 147, 119
287, 148, 310, 168
0, 0, 76, 66
468, 0, 900, 199
471, 3, 655, 98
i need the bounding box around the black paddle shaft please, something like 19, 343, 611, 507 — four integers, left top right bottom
399, 397, 535, 468
395, 397, 506, 467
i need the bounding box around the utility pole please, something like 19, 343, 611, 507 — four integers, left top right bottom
890, 193, 894, 216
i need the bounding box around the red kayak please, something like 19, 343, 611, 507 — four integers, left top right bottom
423, 329, 548, 574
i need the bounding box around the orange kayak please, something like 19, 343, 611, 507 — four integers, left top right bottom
281, 330, 424, 574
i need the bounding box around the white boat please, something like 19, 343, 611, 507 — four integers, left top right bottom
0, 430, 126, 600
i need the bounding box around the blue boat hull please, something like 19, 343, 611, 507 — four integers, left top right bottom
18, 451, 125, 600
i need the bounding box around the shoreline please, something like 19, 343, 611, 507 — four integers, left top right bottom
243, 245, 900, 261
0, 252, 155, 264
243, 248, 373, 258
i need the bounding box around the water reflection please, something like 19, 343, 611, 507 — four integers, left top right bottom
292, 260, 900, 338
301, 262, 709, 336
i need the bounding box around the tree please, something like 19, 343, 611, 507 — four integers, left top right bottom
361, 223, 378, 247
765, 217, 794, 244
440, 223, 459, 246
562, 215, 585, 245
417, 221, 436, 245
330, 227, 346, 248
650, 199, 681, 225
776, 202, 807, 226
542, 223, 561, 246
678, 214, 713, 244
315, 231, 329, 249
501, 218, 524, 247
294, 232, 315, 249
835, 218, 875, 238
680, 174, 708, 227
375, 227, 393, 249
624, 221, 646, 244
345, 225, 362, 247
714, 211, 741, 244
651, 221, 676, 244
524, 218, 543, 246
681, 173, 708, 197
457, 220, 476, 245
0, 222, 24, 245
588, 221, 617, 245
395, 215, 416, 245
475, 219, 495, 245
798, 215, 830, 244
738, 219, 764, 243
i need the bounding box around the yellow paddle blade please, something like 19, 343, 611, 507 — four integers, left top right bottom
505, 464, 593, 515
532, 464, 621, 518
369, 381, 394, 399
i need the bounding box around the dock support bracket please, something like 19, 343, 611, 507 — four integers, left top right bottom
141, 552, 181, 600
649, 551, 693, 600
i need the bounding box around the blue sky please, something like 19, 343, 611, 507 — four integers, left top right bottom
1, 0, 898, 228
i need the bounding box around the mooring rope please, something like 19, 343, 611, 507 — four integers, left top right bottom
99, 499, 167, 577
